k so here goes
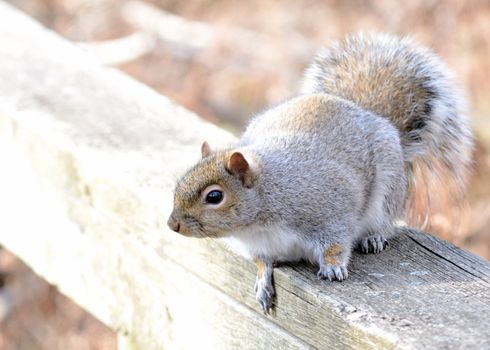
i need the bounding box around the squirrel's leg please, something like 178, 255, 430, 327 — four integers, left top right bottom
315, 219, 356, 281
317, 242, 351, 281
357, 169, 406, 254
253, 256, 274, 313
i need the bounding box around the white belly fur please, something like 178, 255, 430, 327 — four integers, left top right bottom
222, 223, 316, 263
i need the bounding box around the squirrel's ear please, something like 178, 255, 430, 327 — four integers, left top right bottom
226, 152, 253, 187
201, 141, 213, 158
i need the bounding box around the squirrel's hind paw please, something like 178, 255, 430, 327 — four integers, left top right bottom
358, 234, 388, 254
317, 264, 348, 281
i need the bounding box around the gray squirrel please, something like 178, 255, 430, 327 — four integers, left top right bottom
167, 33, 473, 312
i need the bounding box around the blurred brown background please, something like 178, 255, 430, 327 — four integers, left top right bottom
1, 0, 489, 349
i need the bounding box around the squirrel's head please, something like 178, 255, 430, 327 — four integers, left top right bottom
167, 141, 262, 238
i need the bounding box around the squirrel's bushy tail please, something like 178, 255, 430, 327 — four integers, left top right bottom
301, 33, 473, 224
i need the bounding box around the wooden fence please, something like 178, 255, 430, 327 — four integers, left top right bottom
0, 2, 489, 349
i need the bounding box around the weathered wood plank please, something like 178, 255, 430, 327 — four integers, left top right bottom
0, 152, 311, 350
147, 226, 490, 349
0, 2, 489, 349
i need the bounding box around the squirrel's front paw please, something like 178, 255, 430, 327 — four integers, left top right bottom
254, 275, 274, 313
317, 264, 348, 281
319, 243, 349, 281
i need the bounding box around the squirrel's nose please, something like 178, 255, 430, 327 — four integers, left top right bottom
167, 214, 181, 233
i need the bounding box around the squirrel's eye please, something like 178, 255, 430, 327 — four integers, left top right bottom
205, 190, 223, 204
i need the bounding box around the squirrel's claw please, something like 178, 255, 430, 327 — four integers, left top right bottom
255, 275, 274, 313
318, 264, 348, 281
359, 234, 388, 254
